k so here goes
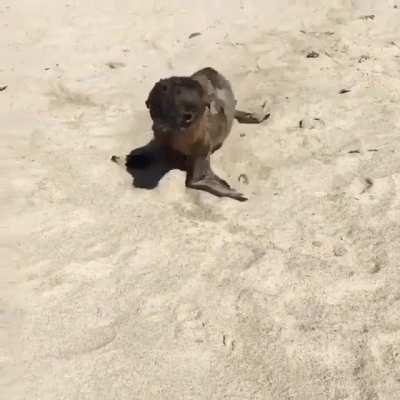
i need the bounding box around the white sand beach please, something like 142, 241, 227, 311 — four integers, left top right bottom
2, 1, 400, 398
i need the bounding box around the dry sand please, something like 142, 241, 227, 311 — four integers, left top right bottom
2, 0, 400, 399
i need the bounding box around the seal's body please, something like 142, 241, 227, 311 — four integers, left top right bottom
145, 67, 254, 201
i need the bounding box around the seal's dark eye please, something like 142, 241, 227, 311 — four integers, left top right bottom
185, 104, 197, 112
161, 84, 168, 91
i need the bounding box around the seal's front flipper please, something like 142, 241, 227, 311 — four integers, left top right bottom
187, 175, 248, 201
186, 156, 247, 202
234, 110, 270, 124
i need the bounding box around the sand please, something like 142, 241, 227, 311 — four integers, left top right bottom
2, 0, 400, 399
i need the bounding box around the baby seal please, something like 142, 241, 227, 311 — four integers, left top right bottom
145, 67, 263, 201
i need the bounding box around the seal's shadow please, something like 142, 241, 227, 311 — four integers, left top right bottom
124, 140, 186, 189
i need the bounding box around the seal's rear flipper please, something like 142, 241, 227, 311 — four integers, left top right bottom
234, 110, 270, 124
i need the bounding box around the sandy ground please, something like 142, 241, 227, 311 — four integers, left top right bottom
2, 0, 400, 399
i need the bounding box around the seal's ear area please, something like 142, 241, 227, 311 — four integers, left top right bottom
145, 79, 168, 109
145, 86, 154, 109
155, 79, 170, 93
145, 90, 155, 109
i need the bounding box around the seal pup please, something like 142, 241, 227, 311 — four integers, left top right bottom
143, 67, 265, 201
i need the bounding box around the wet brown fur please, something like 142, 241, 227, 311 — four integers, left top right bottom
144, 67, 261, 201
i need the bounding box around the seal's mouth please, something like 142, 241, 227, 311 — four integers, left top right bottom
152, 111, 197, 133
153, 120, 187, 134
183, 113, 193, 122
153, 121, 170, 134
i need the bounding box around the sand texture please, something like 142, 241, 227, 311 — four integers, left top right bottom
2, 1, 400, 399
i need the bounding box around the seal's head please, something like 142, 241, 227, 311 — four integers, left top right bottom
146, 77, 208, 133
